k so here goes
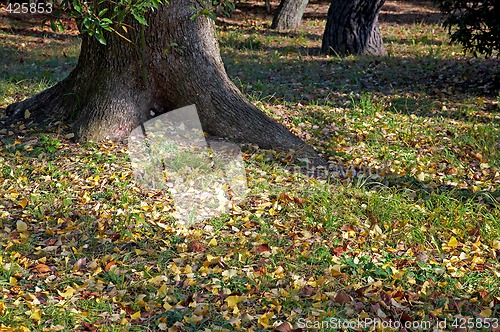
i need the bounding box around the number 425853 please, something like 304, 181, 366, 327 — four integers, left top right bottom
5, 2, 53, 14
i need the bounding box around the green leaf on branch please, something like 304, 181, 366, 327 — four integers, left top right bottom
98, 8, 109, 17
131, 9, 148, 26
45, 0, 170, 43
95, 29, 107, 45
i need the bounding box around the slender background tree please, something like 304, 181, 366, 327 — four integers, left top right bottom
321, 0, 386, 56
271, 0, 309, 31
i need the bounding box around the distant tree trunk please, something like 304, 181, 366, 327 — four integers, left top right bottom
6, 0, 325, 166
271, 0, 309, 31
321, 0, 386, 56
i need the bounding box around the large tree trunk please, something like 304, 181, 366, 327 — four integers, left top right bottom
271, 0, 309, 31
321, 0, 386, 56
6, 0, 325, 165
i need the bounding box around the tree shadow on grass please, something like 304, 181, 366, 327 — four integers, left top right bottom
0, 27, 79, 111
379, 1, 442, 25
357, 174, 499, 208
383, 37, 445, 46
0, 44, 76, 83
216, 19, 322, 42
388, 95, 499, 123
222, 50, 500, 108
0, 25, 79, 41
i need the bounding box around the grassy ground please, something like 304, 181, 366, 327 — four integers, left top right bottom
1, 0, 499, 331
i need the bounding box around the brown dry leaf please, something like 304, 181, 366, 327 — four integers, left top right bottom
278, 193, 292, 203
301, 285, 315, 297
80, 322, 98, 332
256, 243, 270, 253
293, 197, 306, 206
334, 291, 351, 305
104, 260, 116, 272
332, 245, 346, 256
400, 312, 413, 323
31, 263, 51, 274
188, 240, 206, 253
340, 224, 356, 232
275, 321, 294, 332
74, 257, 87, 270
45, 238, 58, 246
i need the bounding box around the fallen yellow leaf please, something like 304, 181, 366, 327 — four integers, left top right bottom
447, 236, 458, 248
130, 311, 141, 320
149, 275, 168, 285
480, 308, 492, 318
258, 312, 274, 328
225, 295, 246, 314
417, 172, 426, 181
273, 266, 285, 278
18, 198, 28, 209
228, 317, 241, 328
329, 264, 343, 277
429, 307, 442, 316
158, 284, 168, 297
184, 314, 203, 324
58, 286, 76, 298
16, 220, 28, 232
222, 269, 238, 278
30, 308, 42, 321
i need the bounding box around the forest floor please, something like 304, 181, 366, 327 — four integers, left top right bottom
0, 0, 499, 331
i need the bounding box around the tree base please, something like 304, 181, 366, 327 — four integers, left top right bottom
6, 0, 326, 168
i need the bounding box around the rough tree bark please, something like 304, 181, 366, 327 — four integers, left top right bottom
6, 0, 325, 165
271, 0, 309, 31
321, 0, 386, 56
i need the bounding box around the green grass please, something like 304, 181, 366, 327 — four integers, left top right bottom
1, 1, 499, 331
